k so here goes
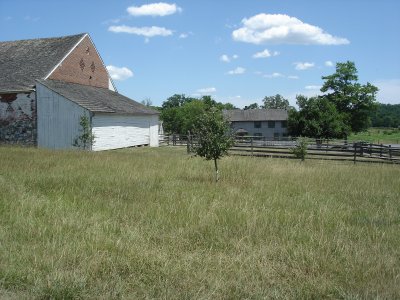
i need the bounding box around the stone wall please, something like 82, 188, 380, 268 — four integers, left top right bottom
0, 92, 37, 145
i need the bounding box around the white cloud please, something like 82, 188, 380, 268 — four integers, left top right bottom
106, 65, 134, 81
220, 54, 239, 63
294, 62, 315, 70
264, 72, 284, 78
108, 25, 173, 37
220, 54, 230, 63
325, 60, 334, 67
253, 49, 279, 58
127, 3, 182, 17
232, 13, 349, 45
227, 67, 246, 75
179, 33, 188, 39
196, 87, 217, 94
305, 85, 322, 90
288, 75, 299, 79
373, 79, 400, 104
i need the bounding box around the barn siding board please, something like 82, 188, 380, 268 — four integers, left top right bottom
36, 83, 88, 149
92, 114, 156, 151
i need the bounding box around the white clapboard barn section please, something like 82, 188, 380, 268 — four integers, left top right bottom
0, 33, 159, 150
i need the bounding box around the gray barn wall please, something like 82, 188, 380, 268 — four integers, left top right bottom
36, 83, 88, 149
231, 121, 287, 138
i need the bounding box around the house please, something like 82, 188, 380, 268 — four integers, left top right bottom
223, 109, 288, 139
0, 33, 159, 150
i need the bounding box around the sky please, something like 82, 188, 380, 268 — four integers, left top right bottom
1, 0, 399, 108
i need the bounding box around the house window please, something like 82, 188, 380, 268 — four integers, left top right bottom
254, 121, 261, 128
268, 121, 275, 128
281, 121, 287, 128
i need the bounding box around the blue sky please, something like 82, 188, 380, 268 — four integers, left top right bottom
1, 0, 399, 108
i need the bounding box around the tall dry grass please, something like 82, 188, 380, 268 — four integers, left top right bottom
0, 146, 399, 299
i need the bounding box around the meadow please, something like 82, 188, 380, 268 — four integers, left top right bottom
0, 146, 399, 299
348, 127, 400, 144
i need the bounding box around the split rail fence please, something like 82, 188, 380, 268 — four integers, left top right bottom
159, 135, 400, 164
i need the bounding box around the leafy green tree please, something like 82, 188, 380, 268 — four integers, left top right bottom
244, 103, 259, 110
320, 61, 378, 133
370, 103, 400, 128
262, 94, 290, 110
288, 95, 350, 139
193, 108, 234, 182
73, 115, 95, 150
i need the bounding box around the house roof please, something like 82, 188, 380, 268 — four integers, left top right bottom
0, 33, 86, 92
38, 80, 159, 115
223, 109, 288, 121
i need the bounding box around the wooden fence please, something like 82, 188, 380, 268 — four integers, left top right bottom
159, 135, 400, 164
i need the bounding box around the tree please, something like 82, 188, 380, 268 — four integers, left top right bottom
141, 98, 152, 107
262, 94, 290, 110
244, 103, 259, 110
192, 108, 234, 182
288, 95, 350, 139
320, 61, 378, 133
73, 115, 95, 150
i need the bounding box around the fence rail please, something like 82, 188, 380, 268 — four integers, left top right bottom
159, 135, 400, 164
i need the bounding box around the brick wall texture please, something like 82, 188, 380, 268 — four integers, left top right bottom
49, 35, 109, 89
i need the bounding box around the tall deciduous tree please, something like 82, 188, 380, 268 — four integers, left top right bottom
193, 108, 234, 182
262, 94, 290, 110
288, 95, 349, 139
320, 61, 378, 133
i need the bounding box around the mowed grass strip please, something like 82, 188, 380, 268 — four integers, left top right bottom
0, 146, 399, 299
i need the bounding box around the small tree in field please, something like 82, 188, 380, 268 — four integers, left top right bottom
193, 108, 234, 182
73, 115, 95, 150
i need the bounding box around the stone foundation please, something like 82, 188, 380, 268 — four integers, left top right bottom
0, 92, 37, 146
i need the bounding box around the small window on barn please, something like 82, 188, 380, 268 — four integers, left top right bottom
254, 121, 261, 128
86, 46, 90, 55
268, 121, 275, 128
281, 121, 287, 128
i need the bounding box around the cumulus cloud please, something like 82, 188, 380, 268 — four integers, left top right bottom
108, 25, 173, 37
227, 67, 246, 75
288, 75, 299, 79
305, 85, 322, 90
325, 60, 334, 67
106, 65, 134, 81
264, 72, 284, 78
220, 54, 239, 63
232, 13, 349, 45
294, 62, 315, 70
196, 87, 217, 94
373, 79, 400, 104
253, 49, 279, 58
127, 2, 182, 17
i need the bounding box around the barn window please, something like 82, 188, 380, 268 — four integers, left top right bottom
254, 121, 261, 128
90, 62, 95, 72
86, 46, 90, 55
268, 121, 275, 128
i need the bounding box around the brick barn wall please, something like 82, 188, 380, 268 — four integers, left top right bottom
48, 35, 109, 89
0, 92, 37, 145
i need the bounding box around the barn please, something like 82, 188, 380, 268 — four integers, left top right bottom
0, 33, 159, 150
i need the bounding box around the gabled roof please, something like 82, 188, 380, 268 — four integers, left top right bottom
37, 80, 159, 115
223, 109, 288, 121
0, 33, 86, 92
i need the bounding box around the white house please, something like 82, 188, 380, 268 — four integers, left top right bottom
0, 33, 159, 150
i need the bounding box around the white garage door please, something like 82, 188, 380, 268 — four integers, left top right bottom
92, 114, 150, 151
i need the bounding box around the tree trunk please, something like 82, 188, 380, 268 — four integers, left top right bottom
214, 158, 219, 182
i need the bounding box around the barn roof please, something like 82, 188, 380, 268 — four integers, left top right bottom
38, 80, 159, 115
0, 33, 85, 92
223, 109, 288, 121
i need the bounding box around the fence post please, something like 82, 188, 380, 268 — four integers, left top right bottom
187, 131, 190, 154
380, 144, 383, 157
353, 143, 357, 164
251, 137, 254, 156
389, 145, 392, 160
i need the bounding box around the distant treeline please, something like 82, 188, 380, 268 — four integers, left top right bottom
370, 103, 400, 128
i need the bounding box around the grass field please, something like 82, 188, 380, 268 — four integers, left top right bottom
349, 127, 400, 144
1, 146, 399, 299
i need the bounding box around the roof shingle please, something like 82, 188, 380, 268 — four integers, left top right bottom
0, 33, 85, 92
37, 79, 159, 115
